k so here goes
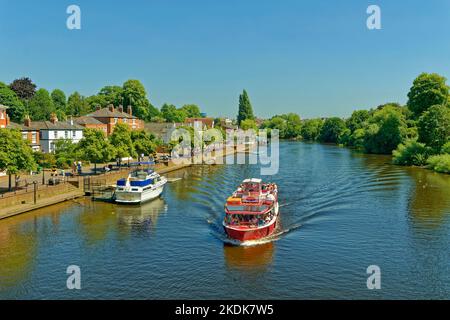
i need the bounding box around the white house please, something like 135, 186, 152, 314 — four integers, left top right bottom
38, 114, 84, 153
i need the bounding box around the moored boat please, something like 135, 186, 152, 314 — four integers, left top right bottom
115, 169, 167, 204
223, 178, 279, 242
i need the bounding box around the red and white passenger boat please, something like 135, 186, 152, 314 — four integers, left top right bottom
223, 179, 279, 242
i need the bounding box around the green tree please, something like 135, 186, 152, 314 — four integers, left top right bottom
54, 139, 80, 169
300, 118, 323, 141
0, 82, 26, 122
131, 130, 160, 159
51, 89, 67, 112
363, 106, 407, 154
407, 73, 449, 118
237, 89, 255, 125
240, 119, 258, 131
319, 117, 346, 143
67, 92, 91, 116
28, 88, 55, 120
181, 104, 201, 118
78, 129, 116, 171
9, 77, 36, 101
122, 79, 157, 121
161, 104, 187, 123
0, 129, 36, 191
109, 123, 136, 164
346, 110, 370, 132
99, 85, 124, 105
393, 139, 431, 166
417, 105, 450, 153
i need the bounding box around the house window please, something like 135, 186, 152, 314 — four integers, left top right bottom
65, 131, 69, 139
54, 131, 58, 139
73, 130, 76, 137
22, 132, 27, 140
32, 132, 37, 143
114, 118, 118, 124
123, 118, 128, 123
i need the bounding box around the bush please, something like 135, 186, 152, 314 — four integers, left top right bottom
392, 140, 431, 166
427, 154, 450, 173
441, 141, 450, 154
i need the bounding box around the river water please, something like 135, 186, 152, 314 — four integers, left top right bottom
1, 142, 449, 299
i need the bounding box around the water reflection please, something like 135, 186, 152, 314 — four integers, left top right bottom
223, 242, 274, 271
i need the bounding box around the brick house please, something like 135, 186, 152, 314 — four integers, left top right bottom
85, 104, 144, 135
74, 116, 108, 135
0, 105, 11, 128
7, 116, 41, 151
184, 117, 215, 131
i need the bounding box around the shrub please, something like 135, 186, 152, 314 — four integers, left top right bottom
427, 154, 450, 173
392, 140, 431, 166
441, 141, 450, 154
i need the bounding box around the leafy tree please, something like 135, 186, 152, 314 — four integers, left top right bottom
67, 92, 91, 116
0, 129, 36, 190
28, 88, 55, 120
442, 141, 450, 154
237, 89, 255, 125
99, 85, 124, 105
417, 105, 450, 153
51, 89, 67, 112
393, 139, 431, 166
78, 129, 116, 171
9, 77, 36, 100
407, 73, 449, 118
346, 110, 370, 132
122, 79, 157, 120
300, 118, 323, 141
161, 104, 187, 123
319, 117, 346, 143
54, 139, 80, 169
131, 130, 160, 159
109, 123, 136, 164
363, 106, 407, 154
240, 119, 258, 131
85, 94, 108, 110
0, 82, 26, 122
349, 128, 366, 149
33, 151, 56, 169
181, 104, 201, 118
427, 154, 450, 173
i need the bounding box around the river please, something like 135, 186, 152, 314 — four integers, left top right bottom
1, 141, 449, 299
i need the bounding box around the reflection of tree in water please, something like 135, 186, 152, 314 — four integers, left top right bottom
406, 168, 450, 229
0, 221, 38, 291
223, 242, 274, 271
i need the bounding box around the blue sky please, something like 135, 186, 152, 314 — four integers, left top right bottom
1, 0, 450, 118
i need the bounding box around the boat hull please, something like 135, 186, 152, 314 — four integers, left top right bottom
115, 185, 164, 204
224, 219, 277, 242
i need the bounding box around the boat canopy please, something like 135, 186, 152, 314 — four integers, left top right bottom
242, 178, 262, 184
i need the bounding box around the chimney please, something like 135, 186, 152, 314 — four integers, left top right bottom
108, 104, 114, 112
127, 105, 132, 116
118, 105, 124, 113
24, 115, 31, 127
50, 113, 58, 124
6, 113, 10, 126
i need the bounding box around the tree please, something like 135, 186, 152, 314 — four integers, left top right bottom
109, 123, 136, 164
319, 117, 346, 143
78, 129, 116, 171
0, 129, 36, 191
346, 110, 370, 133
9, 77, 36, 100
407, 73, 449, 118
181, 104, 201, 118
131, 130, 160, 159
363, 106, 407, 154
51, 89, 67, 112
240, 119, 258, 131
161, 104, 187, 123
301, 118, 323, 141
122, 79, 157, 121
237, 89, 255, 125
54, 139, 80, 169
28, 88, 55, 120
67, 92, 90, 116
98, 85, 124, 106
0, 82, 26, 122
417, 105, 450, 153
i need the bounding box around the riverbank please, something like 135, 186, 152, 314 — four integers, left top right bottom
0, 145, 241, 220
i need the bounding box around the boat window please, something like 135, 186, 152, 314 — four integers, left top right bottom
131, 188, 139, 192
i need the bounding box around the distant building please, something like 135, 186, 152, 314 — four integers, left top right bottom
74, 116, 108, 135
184, 117, 215, 131
8, 116, 41, 151
0, 105, 10, 128
144, 122, 179, 144
85, 104, 144, 135
37, 114, 84, 153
